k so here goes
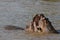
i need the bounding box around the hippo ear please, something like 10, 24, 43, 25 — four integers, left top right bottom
33, 14, 39, 21
40, 14, 45, 17
34, 14, 39, 17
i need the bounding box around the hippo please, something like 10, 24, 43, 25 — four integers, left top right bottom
25, 14, 59, 33
4, 14, 59, 34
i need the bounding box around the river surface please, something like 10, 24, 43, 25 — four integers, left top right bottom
0, 0, 60, 40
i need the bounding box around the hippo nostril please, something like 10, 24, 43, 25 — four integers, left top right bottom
37, 28, 42, 32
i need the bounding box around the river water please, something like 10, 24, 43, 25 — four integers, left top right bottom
0, 0, 60, 40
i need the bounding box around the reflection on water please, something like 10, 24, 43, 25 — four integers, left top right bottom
0, 0, 60, 40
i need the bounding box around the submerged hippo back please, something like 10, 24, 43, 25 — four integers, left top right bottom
46, 18, 59, 33
4, 25, 24, 30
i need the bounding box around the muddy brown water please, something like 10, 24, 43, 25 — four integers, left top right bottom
0, 0, 60, 40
